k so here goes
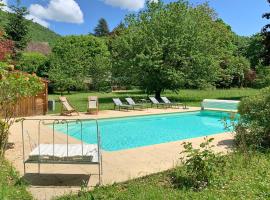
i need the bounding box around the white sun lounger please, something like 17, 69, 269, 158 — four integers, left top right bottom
113, 98, 132, 110
161, 97, 186, 109
125, 97, 144, 110
28, 144, 99, 162
149, 97, 167, 108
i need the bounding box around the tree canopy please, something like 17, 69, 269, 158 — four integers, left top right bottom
4, 0, 29, 59
49, 35, 111, 92
262, 0, 270, 65
111, 1, 250, 97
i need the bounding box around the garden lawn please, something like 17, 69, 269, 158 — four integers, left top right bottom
57, 151, 270, 200
48, 88, 259, 114
0, 158, 32, 200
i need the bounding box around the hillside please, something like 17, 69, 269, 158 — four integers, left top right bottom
0, 10, 60, 45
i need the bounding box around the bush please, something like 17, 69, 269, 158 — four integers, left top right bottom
254, 67, 270, 88
172, 138, 226, 191
16, 52, 49, 77
236, 87, 270, 149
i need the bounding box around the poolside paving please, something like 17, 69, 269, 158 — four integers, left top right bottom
5, 107, 234, 200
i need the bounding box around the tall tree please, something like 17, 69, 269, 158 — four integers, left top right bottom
262, 0, 270, 65
111, 1, 247, 98
4, 0, 29, 59
94, 18, 110, 37
49, 35, 111, 93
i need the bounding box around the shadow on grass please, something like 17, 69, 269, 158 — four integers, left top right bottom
23, 173, 91, 187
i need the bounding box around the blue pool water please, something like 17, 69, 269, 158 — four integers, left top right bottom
52, 111, 234, 151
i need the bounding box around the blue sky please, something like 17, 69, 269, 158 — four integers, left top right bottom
3, 0, 270, 36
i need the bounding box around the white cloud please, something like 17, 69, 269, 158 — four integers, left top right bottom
102, 0, 158, 11
25, 14, 50, 28
28, 0, 84, 27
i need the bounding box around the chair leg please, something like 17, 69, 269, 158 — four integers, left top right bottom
38, 163, 40, 174
23, 163, 26, 175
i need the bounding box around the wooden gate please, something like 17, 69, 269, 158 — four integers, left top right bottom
14, 81, 48, 117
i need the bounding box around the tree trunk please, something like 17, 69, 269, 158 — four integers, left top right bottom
155, 89, 162, 100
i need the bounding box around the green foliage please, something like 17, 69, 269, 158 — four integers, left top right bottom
172, 138, 225, 190
245, 34, 264, 68
217, 56, 250, 88
262, 0, 270, 65
255, 66, 270, 88
17, 52, 49, 77
111, 1, 249, 97
0, 10, 60, 45
56, 152, 270, 200
236, 87, 270, 149
0, 159, 32, 200
94, 18, 110, 37
0, 67, 43, 156
4, 1, 29, 58
49, 35, 111, 92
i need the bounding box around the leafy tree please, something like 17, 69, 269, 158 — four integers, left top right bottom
4, 0, 29, 59
255, 66, 270, 88
17, 52, 49, 77
262, 0, 270, 65
110, 22, 125, 37
94, 18, 110, 37
111, 1, 242, 98
0, 66, 43, 156
245, 34, 264, 68
49, 35, 111, 93
217, 56, 250, 88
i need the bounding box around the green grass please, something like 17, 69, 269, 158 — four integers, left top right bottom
57, 151, 270, 200
49, 88, 259, 114
0, 158, 32, 200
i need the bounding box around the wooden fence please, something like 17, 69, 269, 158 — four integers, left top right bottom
14, 81, 48, 117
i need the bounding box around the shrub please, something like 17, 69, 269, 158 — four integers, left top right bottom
17, 52, 49, 77
172, 138, 225, 191
0, 67, 43, 156
254, 67, 270, 88
236, 87, 270, 149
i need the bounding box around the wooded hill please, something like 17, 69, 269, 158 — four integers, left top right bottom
0, 10, 60, 45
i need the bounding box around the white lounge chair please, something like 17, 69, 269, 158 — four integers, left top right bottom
161, 97, 186, 109
125, 97, 144, 110
149, 97, 167, 108
88, 96, 99, 114
113, 98, 132, 111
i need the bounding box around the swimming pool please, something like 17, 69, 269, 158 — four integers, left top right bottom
52, 111, 234, 151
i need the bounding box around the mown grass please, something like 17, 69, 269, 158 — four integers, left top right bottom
0, 158, 32, 200
57, 151, 270, 200
48, 88, 259, 114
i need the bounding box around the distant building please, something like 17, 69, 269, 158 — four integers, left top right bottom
25, 42, 51, 55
